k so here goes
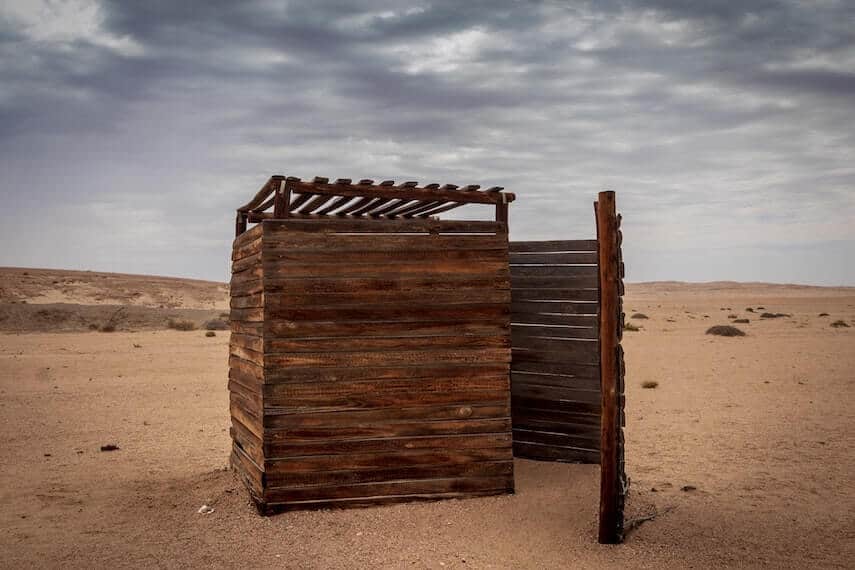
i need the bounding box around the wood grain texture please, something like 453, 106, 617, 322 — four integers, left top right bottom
509, 238, 603, 465
229, 220, 514, 512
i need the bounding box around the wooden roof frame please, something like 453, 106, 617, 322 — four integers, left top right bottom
235, 175, 515, 236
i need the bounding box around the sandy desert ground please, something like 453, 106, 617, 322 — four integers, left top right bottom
1, 269, 854, 568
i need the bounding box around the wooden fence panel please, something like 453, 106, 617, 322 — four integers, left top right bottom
509, 239, 600, 463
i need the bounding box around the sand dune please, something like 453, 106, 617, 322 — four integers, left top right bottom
0, 269, 853, 568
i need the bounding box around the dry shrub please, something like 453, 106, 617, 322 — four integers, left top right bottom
818, 313, 830, 317
631, 313, 649, 319
830, 320, 850, 328
760, 312, 789, 319
623, 322, 640, 332
706, 325, 746, 337
746, 308, 755, 313
733, 318, 750, 324
204, 319, 229, 331
205, 331, 216, 337
167, 319, 197, 331
641, 381, 658, 389
727, 314, 738, 319
99, 324, 116, 333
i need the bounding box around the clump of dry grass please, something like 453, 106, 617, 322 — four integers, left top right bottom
641, 381, 659, 389
746, 307, 755, 313
99, 324, 116, 333
205, 331, 216, 337
760, 312, 790, 319
623, 322, 641, 332
706, 325, 746, 337
830, 320, 850, 328
818, 313, 830, 317
167, 319, 197, 331
631, 313, 649, 320
733, 318, 750, 324
204, 319, 229, 331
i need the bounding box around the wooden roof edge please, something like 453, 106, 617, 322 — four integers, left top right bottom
238, 175, 515, 212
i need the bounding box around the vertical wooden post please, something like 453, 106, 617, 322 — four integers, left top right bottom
235, 212, 247, 236
273, 179, 291, 218
596, 190, 625, 544
495, 196, 508, 230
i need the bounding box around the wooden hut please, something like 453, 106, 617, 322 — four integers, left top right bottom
229, 176, 517, 512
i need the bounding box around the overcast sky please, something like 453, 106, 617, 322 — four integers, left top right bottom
1, 1, 853, 285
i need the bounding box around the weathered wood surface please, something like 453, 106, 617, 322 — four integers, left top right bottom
509, 239, 601, 464
596, 191, 627, 544
229, 219, 514, 513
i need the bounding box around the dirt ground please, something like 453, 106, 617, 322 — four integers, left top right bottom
1, 274, 854, 568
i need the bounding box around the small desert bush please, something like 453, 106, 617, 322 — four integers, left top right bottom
631, 313, 649, 320
830, 320, 850, 328
706, 325, 746, 337
205, 331, 216, 337
746, 308, 755, 313
760, 312, 790, 319
641, 381, 659, 389
623, 322, 640, 332
733, 318, 750, 324
167, 319, 197, 331
99, 323, 116, 333
204, 319, 229, 331
727, 314, 738, 319
818, 313, 830, 317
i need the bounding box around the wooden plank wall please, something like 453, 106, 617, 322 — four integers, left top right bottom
508, 239, 601, 463
232, 218, 514, 511
229, 223, 266, 502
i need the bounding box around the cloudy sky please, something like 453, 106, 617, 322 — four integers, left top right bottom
1, 0, 853, 285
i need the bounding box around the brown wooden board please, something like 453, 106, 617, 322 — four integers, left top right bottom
509, 239, 603, 464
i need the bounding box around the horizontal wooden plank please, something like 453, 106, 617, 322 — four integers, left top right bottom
263, 475, 514, 503
230, 401, 263, 439
231, 252, 262, 274
265, 377, 509, 410
265, 447, 512, 475
265, 418, 511, 444
266, 433, 511, 458
512, 288, 599, 302
265, 349, 510, 369
262, 218, 504, 234
511, 313, 598, 327
511, 275, 599, 288
231, 416, 265, 466
230, 293, 263, 309
232, 237, 262, 261
511, 371, 600, 390
278, 179, 513, 206
230, 332, 263, 353
265, 275, 509, 296
510, 361, 600, 379
512, 346, 599, 366
512, 324, 599, 341
230, 387, 262, 417
233, 223, 263, 249
511, 300, 598, 315
509, 240, 597, 253
261, 489, 512, 512
512, 395, 599, 416
231, 320, 263, 336
264, 248, 508, 264
264, 260, 509, 279
511, 408, 600, 428
265, 289, 510, 308
267, 303, 510, 323
263, 233, 509, 252
229, 307, 264, 323
265, 319, 507, 340
264, 402, 509, 430
510, 265, 599, 277
512, 441, 598, 464
265, 334, 509, 354
511, 336, 599, 355
511, 382, 600, 404
229, 354, 264, 380
230, 343, 264, 366
230, 445, 264, 496
266, 460, 513, 488
264, 363, 509, 385
230, 266, 263, 285
509, 252, 597, 264
229, 365, 263, 392
229, 278, 263, 297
